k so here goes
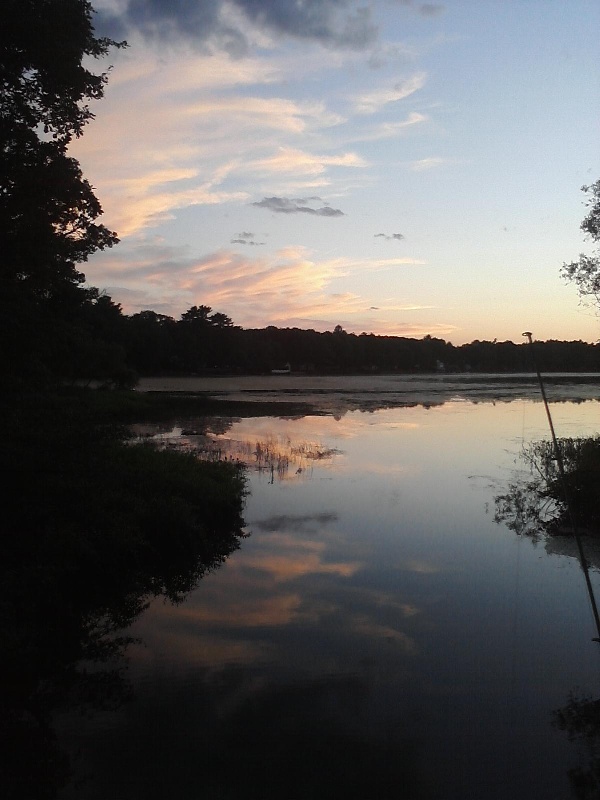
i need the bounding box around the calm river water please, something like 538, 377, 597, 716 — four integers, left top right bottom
57, 389, 600, 799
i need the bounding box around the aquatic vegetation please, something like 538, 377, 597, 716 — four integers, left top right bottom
495, 436, 600, 539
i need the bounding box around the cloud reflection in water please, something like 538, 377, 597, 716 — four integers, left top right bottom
62, 401, 600, 799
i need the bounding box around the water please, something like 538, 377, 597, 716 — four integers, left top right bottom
56, 396, 600, 799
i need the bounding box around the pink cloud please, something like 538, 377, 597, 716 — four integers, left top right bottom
86, 243, 453, 336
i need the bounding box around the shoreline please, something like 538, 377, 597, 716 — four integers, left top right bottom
135, 373, 600, 413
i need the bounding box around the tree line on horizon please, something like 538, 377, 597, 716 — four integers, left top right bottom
26, 296, 598, 383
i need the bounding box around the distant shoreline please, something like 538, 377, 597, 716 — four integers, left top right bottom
134, 372, 600, 413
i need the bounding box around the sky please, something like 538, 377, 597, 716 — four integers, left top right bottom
71, 0, 600, 344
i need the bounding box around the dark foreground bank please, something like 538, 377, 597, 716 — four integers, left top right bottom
0, 388, 248, 798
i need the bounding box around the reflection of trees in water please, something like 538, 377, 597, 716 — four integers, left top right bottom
494, 436, 600, 540
1, 441, 247, 799
495, 437, 600, 798
60, 667, 431, 800
199, 673, 431, 800
554, 693, 600, 800
2, 520, 246, 798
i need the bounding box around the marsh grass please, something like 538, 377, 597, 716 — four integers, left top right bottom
140, 426, 343, 482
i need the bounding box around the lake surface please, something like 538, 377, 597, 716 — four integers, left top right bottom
56, 388, 600, 799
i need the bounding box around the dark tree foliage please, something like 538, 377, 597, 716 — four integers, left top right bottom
1, 0, 125, 294
2, 0, 121, 140
1, 0, 126, 385
127, 310, 179, 373
181, 304, 214, 324
116, 307, 600, 376
1, 134, 118, 295
562, 180, 600, 308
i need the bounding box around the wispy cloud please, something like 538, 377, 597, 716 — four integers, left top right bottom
350, 112, 428, 142
248, 148, 366, 176
352, 72, 427, 114
85, 241, 446, 337
251, 196, 345, 216
184, 96, 342, 134
346, 257, 426, 269
69, 47, 367, 236
410, 156, 446, 171
367, 41, 420, 69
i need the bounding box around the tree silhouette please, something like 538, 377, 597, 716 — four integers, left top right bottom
181, 305, 213, 324
1, 0, 126, 384
1, 0, 125, 297
562, 180, 600, 309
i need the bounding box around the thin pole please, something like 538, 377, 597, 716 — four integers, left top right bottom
522, 332, 600, 641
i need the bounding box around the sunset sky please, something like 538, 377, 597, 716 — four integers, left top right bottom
73, 0, 600, 344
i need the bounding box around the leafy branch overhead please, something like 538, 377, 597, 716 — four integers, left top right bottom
561, 180, 600, 308
1, 0, 126, 299
2, 0, 125, 142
